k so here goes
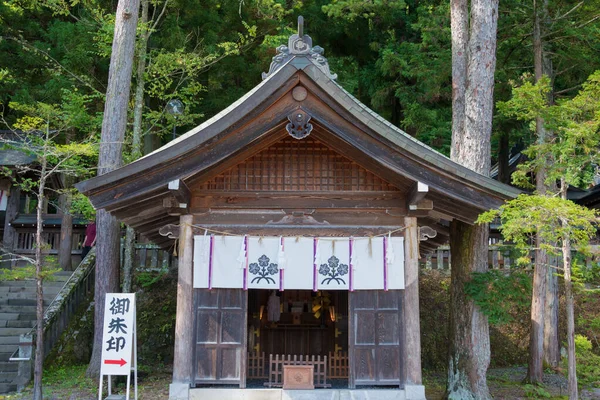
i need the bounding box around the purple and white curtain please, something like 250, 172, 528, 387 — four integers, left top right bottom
193, 236, 405, 290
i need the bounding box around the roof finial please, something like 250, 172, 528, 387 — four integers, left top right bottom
261, 16, 337, 81
298, 16, 304, 37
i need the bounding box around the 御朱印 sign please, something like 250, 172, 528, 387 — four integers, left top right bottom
100, 293, 136, 376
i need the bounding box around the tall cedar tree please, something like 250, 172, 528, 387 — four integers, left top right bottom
86, 0, 140, 377
446, 0, 498, 398
527, 0, 554, 384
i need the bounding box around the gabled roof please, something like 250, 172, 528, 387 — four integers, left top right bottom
76, 22, 520, 247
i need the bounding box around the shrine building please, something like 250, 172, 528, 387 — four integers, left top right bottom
77, 18, 519, 400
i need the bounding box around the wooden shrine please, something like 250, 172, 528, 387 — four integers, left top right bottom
77, 17, 519, 400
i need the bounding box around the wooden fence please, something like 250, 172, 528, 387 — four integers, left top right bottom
421, 245, 600, 270
121, 243, 175, 271
328, 351, 349, 378
265, 354, 330, 388
247, 351, 267, 379
248, 352, 348, 381
13, 231, 84, 254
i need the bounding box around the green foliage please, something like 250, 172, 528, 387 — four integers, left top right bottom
464, 270, 532, 325
0, 264, 60, 281
42, 365, 96, 391
523, 384, 552, 398
498, 71, 600, 191
70, 192, 96, 221
134, 271, 177, 363
571, 335, 600, 387
478, 195, 599, 258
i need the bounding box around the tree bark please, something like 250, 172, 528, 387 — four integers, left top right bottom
86, 0, 140, 378
122, 227, 135, 293
447, 0, 497, 398
58, 193, 73, 271
497, 131, 510, 184
544, 257, 560, 367
526, 0, 548, 384
122, 0, 150, 293
560, 181, 578, 400
33, 135, 49, 400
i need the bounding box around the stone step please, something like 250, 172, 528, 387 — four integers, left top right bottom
0, 345, 20, 354
0, 370, 17, 383
5, 320, 35, 329
0, 383, 17, 392
0, 336, 20, 345
0, 299, 52, 307
0, 362, 18, 373
0, 328, 33, 337
0, 306, 37, 314
0, 353, 12, 362
0, 280, 66, 288
3, 286, 62, 294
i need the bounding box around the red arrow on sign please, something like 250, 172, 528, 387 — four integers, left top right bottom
104, 358, 127, 367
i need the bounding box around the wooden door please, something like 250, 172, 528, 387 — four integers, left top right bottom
348, 290, 403, 388
193, 289, 247, 387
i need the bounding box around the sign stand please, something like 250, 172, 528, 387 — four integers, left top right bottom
98, 293, 138, 400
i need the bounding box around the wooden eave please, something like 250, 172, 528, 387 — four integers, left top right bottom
76, 56, 519, 249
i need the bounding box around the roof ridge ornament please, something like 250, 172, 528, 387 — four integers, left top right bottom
262, 16, 337, 81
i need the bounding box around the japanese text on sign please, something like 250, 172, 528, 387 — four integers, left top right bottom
101, 293, 135, 375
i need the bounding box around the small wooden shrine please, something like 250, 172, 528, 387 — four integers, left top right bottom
77, 17, 519, 400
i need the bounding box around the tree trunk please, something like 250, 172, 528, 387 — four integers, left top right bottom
560, 181, 578, 400
526, 0, 549, 383
33, 136, 49, 400
58, 193, 73, 271
544, 257, 560, 367
497, 131, 510, 184
447, 0, 498, 398
86, 0, 140, 378
447, 221, 491, 400
122, 226, 135, 293
122, 0, 149, 293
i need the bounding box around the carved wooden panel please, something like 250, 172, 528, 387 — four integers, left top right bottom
283, 365, 315, 389
198, 136, 399, 192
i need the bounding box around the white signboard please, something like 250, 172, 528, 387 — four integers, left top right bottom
101, 293, 135, 375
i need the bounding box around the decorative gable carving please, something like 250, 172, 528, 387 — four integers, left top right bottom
262, 16, 337, 81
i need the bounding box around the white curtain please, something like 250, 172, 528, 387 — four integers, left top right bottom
193, 235, 405, 290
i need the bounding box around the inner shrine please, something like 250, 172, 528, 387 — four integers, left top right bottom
77, 16, 519, 400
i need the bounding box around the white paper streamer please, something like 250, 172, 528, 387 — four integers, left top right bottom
277, 236, 286, 269
236, 235, 247, 269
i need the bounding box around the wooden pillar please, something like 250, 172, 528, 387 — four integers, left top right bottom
402, 216, 425, 398
170, 214, 194, 399
3, 187, 20, 268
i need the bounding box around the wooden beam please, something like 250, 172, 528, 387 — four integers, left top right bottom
168, 179, 191, 207
191, 191, 406, 211
184, 224, 405, 237
408, 182, 429, 209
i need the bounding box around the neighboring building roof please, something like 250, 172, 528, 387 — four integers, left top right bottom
11, 214, 88, 227
76, 22, 520, 248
